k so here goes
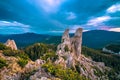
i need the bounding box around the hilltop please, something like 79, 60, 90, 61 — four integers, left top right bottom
0, 29, 120, 80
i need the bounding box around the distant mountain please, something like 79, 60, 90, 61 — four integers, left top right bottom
0, 30, 120, 48
0, 33, 61, 47
82, 30, 120, 49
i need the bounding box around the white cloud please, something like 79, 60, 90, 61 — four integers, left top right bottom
0, 21, 30, 28
0, 21, 30, 33
107, 3, 120, 13
38, 0, 65, 13
109, 28, 120, 32
66, 12, 77, 20
51, 20, 67, 28
50, 30, 64, 33
69, 25, 89, 33
87, 16, 111, 26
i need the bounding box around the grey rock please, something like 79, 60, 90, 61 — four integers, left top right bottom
5, 39, 17, 50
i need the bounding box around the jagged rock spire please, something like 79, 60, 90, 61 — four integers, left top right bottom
72, 28, 83, 57
74, 28, 83, 37
57, 28, 83, 57
57, 29, 71, 56
5, 39, 17, 50
62, 29, 70, 43
55, 28, 110, 80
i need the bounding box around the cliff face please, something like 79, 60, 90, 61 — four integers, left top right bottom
5, 39, 17, 50
56, 28, 110, 80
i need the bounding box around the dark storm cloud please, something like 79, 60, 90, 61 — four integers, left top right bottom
0, 0, 120, 34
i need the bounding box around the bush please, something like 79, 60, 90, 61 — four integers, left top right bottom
18, 58, 28, 68
42, 62, 88, 80
0, 43, 11, 50
3, 50, 29, 59
64, 45, 69, 52
0, 58, 7, 68
41, 52, 58, 62
3, 50, 29, 68
3, 50, 19, 56
24, 43, 56, 61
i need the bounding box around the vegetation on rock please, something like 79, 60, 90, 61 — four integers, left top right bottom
0, 41, 120, 80
42, 62, 88, 80
24, 43, 56, 61
82, 46, 120, 79
0, 43, 11, 50
17, 58, 28, 68
41, 52, 58, 62
0, 58, 7, 68
64, 45, 69, 52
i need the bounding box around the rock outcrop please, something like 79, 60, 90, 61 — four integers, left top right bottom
56, 28, 110, 80
58, 28, 82, 57
0, 52, 46, 80
0, 51, 60, 80
56, 28, 82, 67
71, 28, 82, 57
5, 39, 17, 50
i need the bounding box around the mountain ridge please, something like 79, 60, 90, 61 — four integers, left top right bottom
0, 30, 120, 49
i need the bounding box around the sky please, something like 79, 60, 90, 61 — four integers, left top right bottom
0, 0, 120, 34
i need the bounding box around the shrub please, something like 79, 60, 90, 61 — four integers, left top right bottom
64, 45, 69, 52
41, 52, 58, 62
18, 58, 28, 68
3, 50, 29, 68
0, 58, 7, 68
3, 50, 18, 56
0, 43, 11, 50
3, 50, 29, 60
24, 43, 49, 61
42, 62, 88, 80
24, 43, 56, 61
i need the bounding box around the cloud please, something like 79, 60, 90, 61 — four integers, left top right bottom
51, 20, 67, 29
0, 0, 120, 34
109, 28, 120, 32
69, 25, 89, 33
66, 12, 77, 20
107, 3, 120, 13
0, 21, 30, 28
0, 21, 31, 34
37, 0, 65, 13
98, 26, 111, 30
87, 16, 111, 26
50, 30, 64, 33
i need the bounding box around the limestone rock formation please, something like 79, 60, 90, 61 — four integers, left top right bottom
56, 28, 82, 67
5, 39, 17, 50
57, 28, 82, 57
71, 28, 82, 57
0, 52, 46, 80
0, 51, 60, 80
56, 28, 110, 80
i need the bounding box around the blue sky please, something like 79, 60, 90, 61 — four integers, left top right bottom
0, 0, 120, 34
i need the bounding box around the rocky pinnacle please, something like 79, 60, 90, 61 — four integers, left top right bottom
57, 28, 83, 58
72, 28, 83, 57
5, 39, 17, 50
